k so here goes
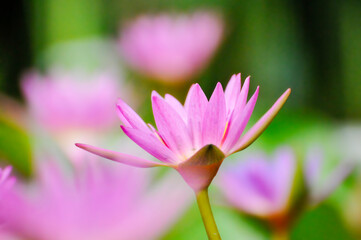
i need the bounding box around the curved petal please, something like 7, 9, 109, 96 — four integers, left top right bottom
152, 93, 192, 157
0, 166, 13, 183
184, 84, 208, 149
116, 98, 150, 132
75, 143, 168, 168
202, 82, 226, 146
271, 148, 296, 209
311, 161, 353, 206
237, 76, 250, 114
222, 87, 259, 154
225, 76, 250, 123
225, 73, 241, 115
231, 88, 291, 153
165, 94, 187, 123
121, 126, 178, 164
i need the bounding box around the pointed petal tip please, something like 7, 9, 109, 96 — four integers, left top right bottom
231, 87, 291, 154
286, 88, 291, 95
243, 76, 250, 85
151, 90, 162, 99
75, 143, 84, 148
75, 143, 167, 168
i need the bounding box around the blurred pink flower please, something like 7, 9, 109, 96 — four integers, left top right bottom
21, 70, 119, 133
0, 166, 14, 186
2, 161, 190, 240
219, 147, 352, 223
21, 70, 122, 163
77, 74, 291, 192
0, 166, 15, 198
219, 149, 296, 220
0, 166, 15, 237
119, 12, 223, 83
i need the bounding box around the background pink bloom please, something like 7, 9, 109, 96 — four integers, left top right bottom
21, 70, 120, 133
21, 69, 123, 164
218, 147, 352, 221
119, 11, 223, 83
0, 166, 15, 238
219, 148, 296, 219
2, 160, 191, 240
0, 166, 15, 199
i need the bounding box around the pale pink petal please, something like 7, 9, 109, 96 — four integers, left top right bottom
121, 126, 178, 164
222, 87, 259, 154
220, 156, 281, 217
231, 88, 291, 153
184, 84, 208, 149
116, 98, 150, 132
152, 93, 192, 157
271, 148, 296, 209
226, 76, 250, 122
116, 107, 131, 128
202, 83, 226, 146
237, 76, 250, 114
311, 161, 353, 205
224, 73, 241, 115
75, 143, 167, 168
0, 166, 12, 183
164, 94, 187, 123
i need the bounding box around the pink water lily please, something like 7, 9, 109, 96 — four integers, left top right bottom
22, 70, 120, 132
219, 149, 296, 219
21, 70, 122, 164
77, 74, 291, 192
119, 12, 223, 83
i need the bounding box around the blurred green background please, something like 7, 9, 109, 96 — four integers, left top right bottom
0, 0, 361, 239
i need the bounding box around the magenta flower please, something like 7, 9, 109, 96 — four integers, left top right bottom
2, 161, 190, 240
76, 73, 290, 239
0, 166, 15, 229
218, 147, 352, 237
119, 12, 223, 83
77, 74, 291, 192
0, 166, 15, 198
219, 149, 296, 220
22, 70, 122, 163
22, 70, 119, 133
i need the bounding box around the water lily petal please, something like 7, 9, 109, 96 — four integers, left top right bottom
165, 94, 187, 123
184, 84, 208, 149
237, 76, 250, 114
202, 82, 226, 146
121, 126, 178, 164
225, 73, 241, 115
222, 87, 259, 154
116, 98, 150, 132
231, 88, 291, 153
75, 143, 168, 168
152, 92, 192, 157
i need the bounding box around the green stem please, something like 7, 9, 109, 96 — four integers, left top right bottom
271, 227, 289, 240
196, 188, 222, 240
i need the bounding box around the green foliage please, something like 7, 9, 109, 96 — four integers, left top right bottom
0, 116, 33, 177
292, 204, 355, 240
